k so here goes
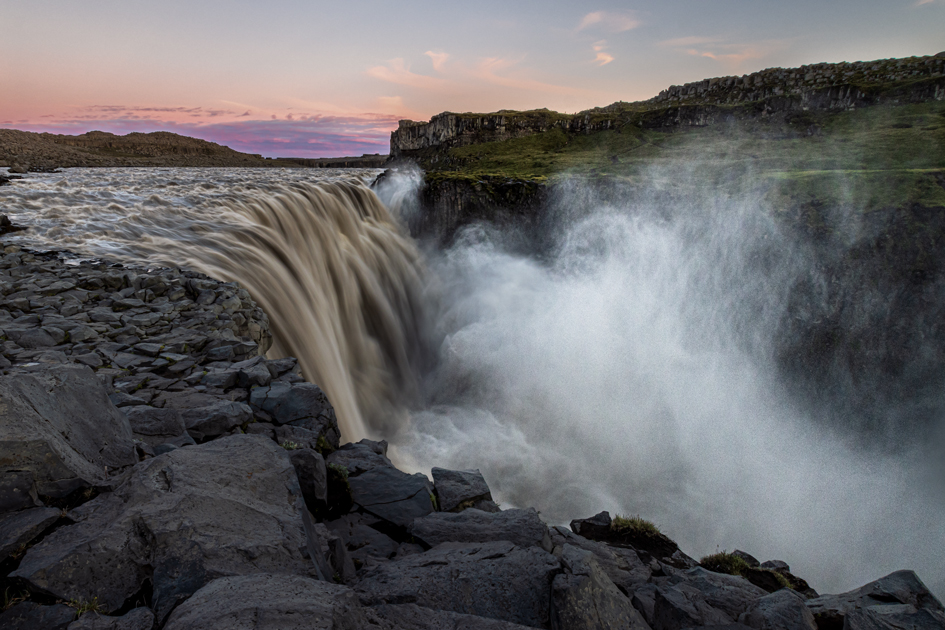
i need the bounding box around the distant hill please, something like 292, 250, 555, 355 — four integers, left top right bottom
0, 129, 344, 171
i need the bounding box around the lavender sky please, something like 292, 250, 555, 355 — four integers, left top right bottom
2, 0, 943, 157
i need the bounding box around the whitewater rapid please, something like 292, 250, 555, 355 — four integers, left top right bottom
1, 166, 942, 600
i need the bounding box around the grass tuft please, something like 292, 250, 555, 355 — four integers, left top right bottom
611, 514, 661, 537
700, 551, 751, 576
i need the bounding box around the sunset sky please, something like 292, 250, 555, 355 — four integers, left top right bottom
2, 0, 943, 157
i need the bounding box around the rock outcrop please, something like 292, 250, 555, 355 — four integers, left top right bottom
0, 245, 942, 629
390, 54, 945, 159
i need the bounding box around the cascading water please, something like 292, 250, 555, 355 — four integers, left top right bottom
1, 165, 943, 599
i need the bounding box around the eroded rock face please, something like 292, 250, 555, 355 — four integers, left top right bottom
348, 466, 434, 529
0, 364, 136, 503
355, 540, 561, 628
12, 435, 317, 622
67, 607, 155, 630
738, 588, 817, 630
430, 467, 495, 513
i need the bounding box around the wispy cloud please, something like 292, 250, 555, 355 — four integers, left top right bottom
659, 36, 787, 70
914, 0, 937, 6
578, 11, 639, 33
592, 41, 614, 66
366, 58, 446, 90
424, 51, 450, 72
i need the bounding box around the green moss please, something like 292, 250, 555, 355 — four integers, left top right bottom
279, 440, 301, 450
328, 463, 349, 480
67, 596, 102, 617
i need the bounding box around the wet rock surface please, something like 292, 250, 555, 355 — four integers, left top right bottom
0, 247, 942, 630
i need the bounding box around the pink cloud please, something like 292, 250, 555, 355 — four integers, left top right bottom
578, 11, 639, 33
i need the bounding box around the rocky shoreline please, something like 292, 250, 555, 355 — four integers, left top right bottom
0, 245, 942, 630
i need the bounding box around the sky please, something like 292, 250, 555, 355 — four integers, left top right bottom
1, 0, 943, 157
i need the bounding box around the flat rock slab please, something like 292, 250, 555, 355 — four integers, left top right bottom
348, 465, 434, 529
0, 506, 61, 562
0, 364, 136, 503
431, 467, 494, 513
410, 508, 552, 552
12, 434, 315, 623
163, 573, 367, 630
550, 525, 652, 595
355, 540, 561, 628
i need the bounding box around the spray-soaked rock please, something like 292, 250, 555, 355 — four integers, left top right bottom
325, 441, 393, 476
806, 570, 945, 630
12, 435, 318, 621
549, 525, 652, 594
651, 583, 734, 630
430, 467, 496, 513
369, 603, 541, 629
738, 588, 817, 630
289, 448, 328, 512
355, 540, 561, 628
0, 364, 136, 504
348, 466, 434, 529
551, 544, 651, 630
249, 382, 339, 449
409, 508, 552, 551
668, 567, 767, 619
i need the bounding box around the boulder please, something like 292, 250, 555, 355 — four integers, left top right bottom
410, 508, 552, 552
551, 544, 651, 630
355, 540, 561, 628
249, 382, 339, 449
738, 588, 817, 630
670, 567, 767, 619
0, 364, 136, 504
431, 467, 495, 513
123, 406, 187, 446
163, 573, 367, 630
12, 435, 318, 623
348, 466, 434, 529
67, 608, 155, 630
806, 570, 945, 629
0, 506, 61, 562
651, 583, 734, 630
179, 400, 252, 440
549, 525, 652, 595
570, 511, 613, 540
0, 602, 74, 629
326, 513, 399, 565
325, 442, 393, 476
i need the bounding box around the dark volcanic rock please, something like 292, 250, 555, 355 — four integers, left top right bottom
0, 602, 74, 630
67, 608, 156, 630
670, 567, 767, 619
409, 507, 552, 551
806, 570, 945, 630
348, 465, 434, 529
355, 540, 561, 628
0, 364, 136, 504
370, 603, 540, 629
430, 467, 494, 513
549, 525, 652, 595
325, 441, 393, 476
0, 506, 61, 563
651, 582, 734, 630
12, 435, 317, 621
738, 588, 817, 630
163, 573, 367, 630
551, 544, 651, 630
289, 448, 328, 512
249, 382, 339, 448
123, 406, 187, 446
570, 511, 613, 540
